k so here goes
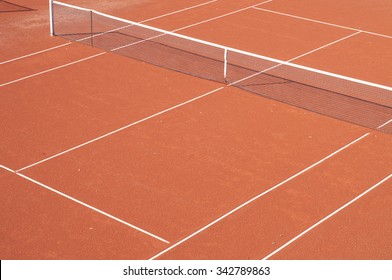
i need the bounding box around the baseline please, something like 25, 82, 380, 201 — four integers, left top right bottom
0, 0, 271, 87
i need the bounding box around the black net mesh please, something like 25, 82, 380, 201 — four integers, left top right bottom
226, 50, 392, 132
92, 12, 225, 83
52, 2, 392, 134
52, 2, 92, 44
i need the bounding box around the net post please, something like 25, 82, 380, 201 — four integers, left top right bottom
49, 0, 54, 36
223, 48, 228, 83
90, 10, 93, 46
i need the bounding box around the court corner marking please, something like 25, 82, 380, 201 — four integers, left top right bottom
0, 165, 16, 173
148, 132, 370, 259
262, 173, 392, 260
0, 164, 170, 244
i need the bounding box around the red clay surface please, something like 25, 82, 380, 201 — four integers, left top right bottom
0, 168, 8, 179
294, 33, 392, 86
259, 0, 392, 37
0, 171, 166, 259
380, 121, 392, 134
142, 0, 272, 30
65, 0, 218, 22
1, 0, 391, 260
21, 87, 368, 242
0, 0, 66, 61
156, 133, 392, 259
0, 53, 220, 170
150, 6, 354, 60
1, 43, 101, 84
270, 172, 392, 260
0, 0, 34, 12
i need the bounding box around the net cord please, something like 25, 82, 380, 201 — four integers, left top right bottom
52, 0, 392, 93
53, 0, 90, 12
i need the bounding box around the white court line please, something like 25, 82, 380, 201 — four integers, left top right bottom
80, 2, 390, 92
149, 133, 370, 260
0, 165, 169, 244
287, 31, 362, 62
172, 0, 274, 33
0, 0, 218, 65
17, 173, 171, 244
16, 87, 224, 172
0, 165, 16, 173
140, 0, 218, 23
13, 30, 364, 170
0, 43, 72, 65
0, 52, 106, 87
11, 7, 375, 172
65, 0, 220, 44
378, 118, 392, 129
262, 173, 392, 260
228, 31, 362, 87
108, 0, 272, 53
252, 7, 392, 40
0, 0, 273, 87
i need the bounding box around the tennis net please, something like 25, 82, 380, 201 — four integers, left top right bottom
50, 0, 392, 134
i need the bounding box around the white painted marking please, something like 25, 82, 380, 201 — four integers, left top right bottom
378, 118, 392, 129
252, 7, 392, 39
1, 163, 170, 243
288, 31, 362, 62
140, 0, 219, 23
0, 43, 72, 65
0, 52, 106, 87
149, 133, 370, 259
262, 173, 392, 260
228, 31, 362, 87
3, 0, 390, 93
52, 1, 90, 12
0, 0, 218, 64
172, 0, 274, 33
17, 87, 224, 172
0, 165, 16, 173
54, 0, 391, 92
16, 171, 170, 244
70, 0, 220, 44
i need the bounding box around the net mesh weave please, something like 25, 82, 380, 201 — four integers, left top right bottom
52, 1, 392, 134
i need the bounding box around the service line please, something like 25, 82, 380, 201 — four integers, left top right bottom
0, 0, 274, 87
0, 0, 219, 65
252, 7, 392, 39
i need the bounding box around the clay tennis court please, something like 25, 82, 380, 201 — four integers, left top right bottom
1, 0, 391, 260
